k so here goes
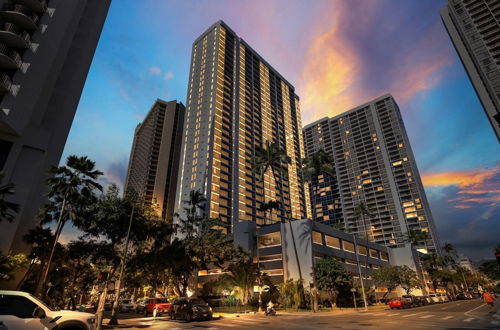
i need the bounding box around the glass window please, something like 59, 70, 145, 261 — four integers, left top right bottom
258, 232, 281, 248
345, 259, 357, 265
259, 254, 282, 262
0, 295, 38, 318
263, 269, 284, 276
358, 245, 367, 256
380, 252, 389, 261
369, 249, 379, 259
325, 236, 340, 249
343, 241, 355, 253
312, 231, 323, 245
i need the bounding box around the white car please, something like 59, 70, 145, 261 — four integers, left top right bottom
119, 299, 136, 313
428, 293, 441, 304
0, 290, 96, 330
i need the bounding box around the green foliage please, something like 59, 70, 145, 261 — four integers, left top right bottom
313, 257, 351, 308
404, 230, 431, 246
397, 266, 421, 294
479, 260, 500, 281
371, 266, 402, 298
0, 171, 19, 223
0, 252, 28, 281
217, 250, 258, 305
279, 279, 302, 309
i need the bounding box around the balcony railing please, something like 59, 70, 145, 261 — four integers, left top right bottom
0, 72, 12, 94
0, 44, 22, 69
0, 23, 31, 48
1, 4, 40, 30
14, 0, 47, 13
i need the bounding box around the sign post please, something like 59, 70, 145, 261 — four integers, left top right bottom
351, 288, 357, 311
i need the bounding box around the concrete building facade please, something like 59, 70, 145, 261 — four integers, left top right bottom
303, 95, 440, 253
175, 20, 310, 232
124, 99, 185, 220
441, 0, 500, 142
0, 0, 111, 254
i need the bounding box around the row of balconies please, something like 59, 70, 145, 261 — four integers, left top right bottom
0, 0, 48, 96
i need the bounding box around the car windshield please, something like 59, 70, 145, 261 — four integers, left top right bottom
29, 294, 52, 311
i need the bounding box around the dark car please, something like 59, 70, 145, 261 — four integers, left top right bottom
170, 297, 213, 321
412, 296, 428, 307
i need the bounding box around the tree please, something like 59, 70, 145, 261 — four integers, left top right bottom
479, 260, 500, 281
258, 200, 281, 225
0, 252, 28, 281
398, 266, 421, 295
218, 251, 258, 305
371, 266, 401, 300
404, 230, 431, 249
279, 279, 302, 310
253, 141, 303, 284
353, 202, 374, 241
36, 155, 103, 297
303, 149, 335, 220
177, 190, 206, 238
313, 257, 351, 310
0, 171, 19, 223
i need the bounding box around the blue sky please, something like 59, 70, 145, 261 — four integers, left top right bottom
61, 0, 500, 260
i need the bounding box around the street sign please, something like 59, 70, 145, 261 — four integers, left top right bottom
350, 288, 357, 292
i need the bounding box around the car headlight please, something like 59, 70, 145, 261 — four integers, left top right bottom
87, 318, 96, 324
209, 307, 212, 312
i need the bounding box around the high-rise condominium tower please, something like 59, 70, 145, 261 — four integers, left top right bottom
303, 95, 439, 253
441, 0, 500, 142
125, 100, 185, 220
175, 20, 310, 232
0, 0, 111, 254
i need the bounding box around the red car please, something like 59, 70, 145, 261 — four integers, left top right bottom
388, 298, 411, 309
136, 297, 171, 316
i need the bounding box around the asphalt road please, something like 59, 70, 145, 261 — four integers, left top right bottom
112, 299, 500, 329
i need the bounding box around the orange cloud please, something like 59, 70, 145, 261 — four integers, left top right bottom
423, 164, 500, 209
421, 166, 498, 188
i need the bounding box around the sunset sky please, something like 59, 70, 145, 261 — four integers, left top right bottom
62, 0, 500, 260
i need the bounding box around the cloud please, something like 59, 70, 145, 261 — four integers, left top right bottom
164, 71, 174, 80
422, 164, 500, 209
149, 66, 161, 75
98, 158, 129, 191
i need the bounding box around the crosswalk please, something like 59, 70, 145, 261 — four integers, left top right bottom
361, 311, 480, 323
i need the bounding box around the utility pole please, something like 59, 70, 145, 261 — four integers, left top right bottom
108, 203, 135, 325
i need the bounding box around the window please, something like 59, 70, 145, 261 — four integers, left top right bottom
404, 207, 416, 213
380, 252, 389, 261
402, 201, 414, 207
358, 245, 367, 256
258, 232, 281, 248
362, 179, 372, 184
369, 249, 379, 259
406, 212, 417, 218
325, 236, 341, 249
259, 254, 282, 262
345, 259, 357, 265
0, 295, 38, 318
312, 231, 323, 245
343, 241, 355, 253
263, 269, 283, 276
392, 160, 402, 166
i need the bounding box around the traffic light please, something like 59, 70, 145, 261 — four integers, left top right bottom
97, 272, 109, 283
495, 252, 500, 266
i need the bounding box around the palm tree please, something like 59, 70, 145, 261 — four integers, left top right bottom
0, 171, 19, 223
178, 190, 207, 238
404, 229, 431, 251
220, 254, 259, 305
353, 202, 374, 241
303, 149, 335, 220
35, 155, 103, 297
253, 141, 303, 283
442, 243, 457, 263
258, 200, 280, 225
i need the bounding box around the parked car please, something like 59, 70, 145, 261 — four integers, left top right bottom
388, 298, 411, 309
412, 296, 428, 307
135, 297, 171, 316
0, 290, 96, 330
170, 297, 213, 321
438, 293, 449, 302
119, 299, 136, 313
428, 293, 441, 304
401, 295, 416, 307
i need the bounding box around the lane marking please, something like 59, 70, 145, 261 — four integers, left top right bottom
465, 303, 486, 315
419, 315, 433, 319
441, 316, 453, 320
402, 312, 425, 318
464, 317, 475, 322
386, 313, 398, 316
440, 307, 447, 310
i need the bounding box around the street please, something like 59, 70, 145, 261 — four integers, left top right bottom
110, 300, 500, 329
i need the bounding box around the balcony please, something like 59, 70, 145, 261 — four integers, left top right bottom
0, 23, 31, 48
1, 4, 39, 30
14, 0, 46, 13
0, 72, 12, 94
0, 44, 22, 69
